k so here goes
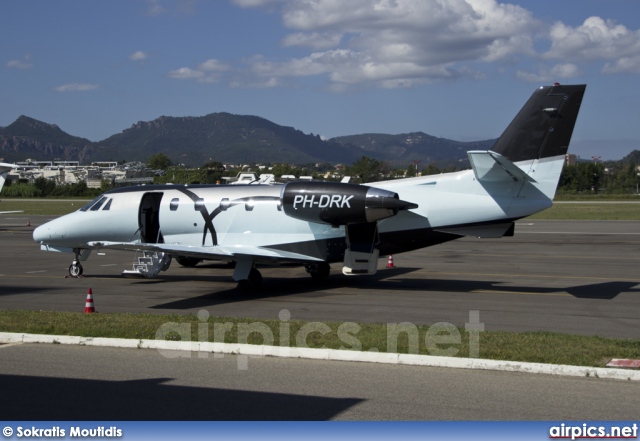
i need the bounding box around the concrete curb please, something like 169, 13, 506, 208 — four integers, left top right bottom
2, 332, 639, 381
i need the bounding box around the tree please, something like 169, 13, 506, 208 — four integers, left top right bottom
346, 156, 384, 183
422, 164, 441, 176
202, 161, 225, 171
33, 176, 56, 197
148, 153, 172, 170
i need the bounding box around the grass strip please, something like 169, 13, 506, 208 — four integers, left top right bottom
0, 200, 86, 216
1, 310, 638, 368
528, 203, 640, 220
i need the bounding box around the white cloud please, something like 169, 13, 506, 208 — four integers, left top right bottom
545, 16, 640, 62
603, 56, 640, 74
516, 63, 581, 83
199, 59, 230, 72
129, 51, 150, 61
168, 67, 204, 80
230, 77, 280, 89
231, 1, 640, 89
54, 83, 99, 92
145, 0, 167, 16
7, 55, 33, 70
168, 59, 230, 83
232, 0, 284, 7
234, 0, 539, 88
282, 32, 343, 50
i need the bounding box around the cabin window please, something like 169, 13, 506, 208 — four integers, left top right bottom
194, 198, 205, 211
170, 198, 180, 211
102, 199, 112, 211
220, 198, 230, 211
89, 197, 108, 211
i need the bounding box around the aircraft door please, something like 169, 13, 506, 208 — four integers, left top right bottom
139, 192, 164, 244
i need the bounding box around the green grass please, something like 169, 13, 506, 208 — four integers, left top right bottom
1, 310, 638, 368
530, 203, 640, 220
555, 193, 640, 201
0, 199, 88, 215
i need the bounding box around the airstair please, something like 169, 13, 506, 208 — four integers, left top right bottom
122, 251, 172, 278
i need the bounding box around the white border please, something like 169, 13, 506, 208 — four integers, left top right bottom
2, 332, 639, 381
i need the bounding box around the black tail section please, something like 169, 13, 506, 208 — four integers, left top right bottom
491, 84, 586, 162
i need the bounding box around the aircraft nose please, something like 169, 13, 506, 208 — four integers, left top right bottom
33, 219, 66, 243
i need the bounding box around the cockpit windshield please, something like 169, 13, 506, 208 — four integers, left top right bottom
79, 195, 106, 212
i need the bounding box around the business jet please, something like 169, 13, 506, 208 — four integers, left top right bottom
33, 84, 585, 288
0, 162, 22, 214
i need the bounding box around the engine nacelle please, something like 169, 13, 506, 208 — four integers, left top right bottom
281, 181, 417, 225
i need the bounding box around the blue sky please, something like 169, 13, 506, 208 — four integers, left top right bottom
2, 0, 640, 160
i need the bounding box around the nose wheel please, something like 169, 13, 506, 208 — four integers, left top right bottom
66, 252, 85, 278
69, 261, 83, 277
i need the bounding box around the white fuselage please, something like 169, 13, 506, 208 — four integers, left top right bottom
33, 155, 563, 263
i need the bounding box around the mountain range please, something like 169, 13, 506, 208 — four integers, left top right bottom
0, 113, 495, 167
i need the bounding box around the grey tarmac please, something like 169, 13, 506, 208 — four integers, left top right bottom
0, 216, 639, 339
0, 343, 639, 420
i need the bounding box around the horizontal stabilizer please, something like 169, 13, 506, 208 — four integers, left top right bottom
467, 151, 536, 184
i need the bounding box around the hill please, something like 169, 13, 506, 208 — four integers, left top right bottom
618, 149, 640, 166
1, 113, 494, 167
0, 116, 93, 162
330, 132, 495, 168
93, 113, 362, 165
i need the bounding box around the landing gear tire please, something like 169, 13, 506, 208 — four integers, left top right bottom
305, 262, 330, 281
175, 256, 201, 267
237, 268, 262, 291
69, 262, 83, 277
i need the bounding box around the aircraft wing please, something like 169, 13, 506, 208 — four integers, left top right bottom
87, 241, 324, 263
0, 211, 23, 214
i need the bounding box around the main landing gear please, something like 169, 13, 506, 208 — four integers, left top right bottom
305, 262, 331, 281
175, 256, 202, 267
237, 268, 263, 291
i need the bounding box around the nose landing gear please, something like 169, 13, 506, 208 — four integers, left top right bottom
68, 259, 84, 278
66, 248, 90, 278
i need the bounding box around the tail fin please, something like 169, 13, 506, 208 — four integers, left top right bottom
491, 84, 586, 162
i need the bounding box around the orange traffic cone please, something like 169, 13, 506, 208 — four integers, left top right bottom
386, 255, 395, 268
84, 288, 95, 314
26, 219, 31, 227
